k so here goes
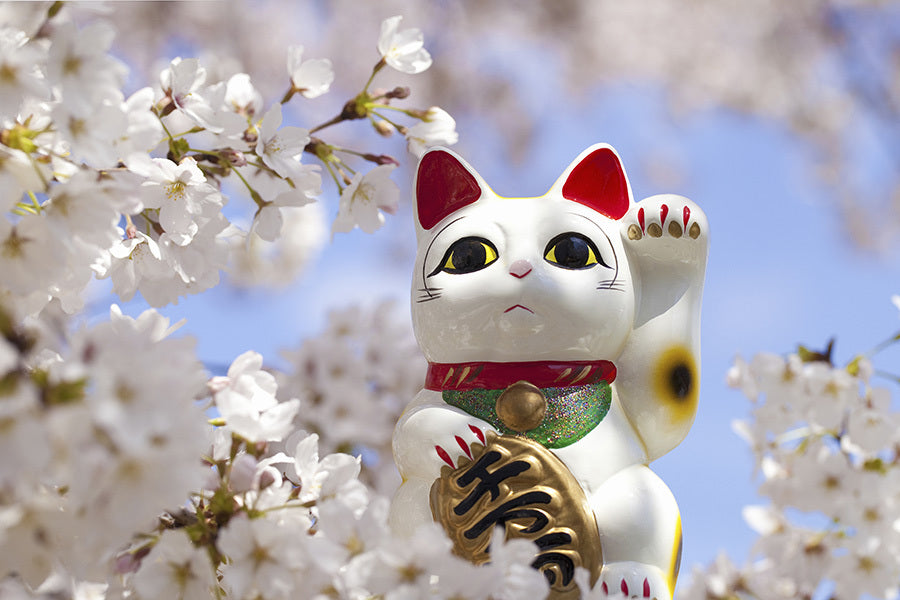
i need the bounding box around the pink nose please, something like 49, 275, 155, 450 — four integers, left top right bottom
509, 259, 533, 279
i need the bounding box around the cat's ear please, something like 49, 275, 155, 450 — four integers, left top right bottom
415, 147, 483, 231
553, 144, 631, 220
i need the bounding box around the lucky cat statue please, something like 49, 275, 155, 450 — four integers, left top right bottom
389, 144, 708, 599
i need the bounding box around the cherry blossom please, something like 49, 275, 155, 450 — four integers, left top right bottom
130, 530, 217, 600
225, 72, 262, 117
45, 21, 126, 115
406, 106, 458, 158
228, 203, 327, 288
0, 214, 62, 297
238, 149, 322, 242
0, 145, 45, 206
51, 97, 128, 168
331, 164, 399, 234
0, 27, 48, 116
286, 45, 334, 99
683, 329, 900, 600
160, 57, 221, 132
128, 155, 224, 246
217, 515, 303, 600
255, 103, 310, 182
116, 87, 164, 156
211, 350, 300, 443
376, 15, 432, 74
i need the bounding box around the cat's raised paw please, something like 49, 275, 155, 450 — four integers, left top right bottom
626, 196, 704, 242
622, 194, 708, 266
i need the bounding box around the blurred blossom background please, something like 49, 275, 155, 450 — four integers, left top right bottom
76, 0, 900, 584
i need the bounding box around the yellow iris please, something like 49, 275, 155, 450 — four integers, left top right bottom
544, 236, 598, 269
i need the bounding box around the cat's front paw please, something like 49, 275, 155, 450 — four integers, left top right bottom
434, 423, 488, 469
623, 194, 708, 265
597, 561, 671, 600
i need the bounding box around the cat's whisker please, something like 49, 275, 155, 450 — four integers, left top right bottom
416, 295, 442, 303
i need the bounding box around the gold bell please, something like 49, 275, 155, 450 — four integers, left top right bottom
495, 380, 547, 432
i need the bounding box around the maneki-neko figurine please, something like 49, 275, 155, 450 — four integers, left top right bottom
390, 144, 708, 599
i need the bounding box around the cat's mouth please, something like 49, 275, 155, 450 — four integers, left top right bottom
504, 304, 534, 314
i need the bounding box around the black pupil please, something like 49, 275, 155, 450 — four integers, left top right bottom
451, 240, 486, 272
554, 236, 590, 268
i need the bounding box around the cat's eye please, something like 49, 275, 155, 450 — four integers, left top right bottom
430, 237, 499, 276
544, 232, 608, 270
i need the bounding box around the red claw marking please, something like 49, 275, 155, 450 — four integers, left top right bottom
660, 204, 669, 227
469, 424, 485, 444
601, 581, 609, 595
643, 578, 651, 597
621, 579, 629, 596
637, 207, 645, 233
683, 205, 691, 228
455, 435, 472, 459
435, 445, 454, 468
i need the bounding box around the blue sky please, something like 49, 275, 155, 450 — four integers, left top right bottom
115, 77, 900, 584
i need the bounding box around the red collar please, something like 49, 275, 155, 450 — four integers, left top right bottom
425, 360, 616, 391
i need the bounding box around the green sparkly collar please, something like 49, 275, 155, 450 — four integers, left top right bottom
443, 382, 612, 450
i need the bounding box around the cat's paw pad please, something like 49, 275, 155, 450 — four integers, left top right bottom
434, 423, 487, 468
598, 562, 670, 600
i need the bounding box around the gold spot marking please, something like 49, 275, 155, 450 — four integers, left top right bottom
647, 223, 663, 238
554, 368, 572, 383
667, 221, 683, 238
457, 366, 471, 387
689, 222, 701, 239
569, 366, 592, 385
627, 224, 642, 240
442, 368, 455, 387
651, 345, 699, 422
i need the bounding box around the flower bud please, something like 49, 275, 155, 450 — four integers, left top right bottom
207, 375, 231, 394
229, 453, 258, 493
220, 148, 247, 167
115, 545, 150, 574
386, 86, 411, 99
258, 468, 277, 490
374, 120, 394, 137
363, 153, 400, 167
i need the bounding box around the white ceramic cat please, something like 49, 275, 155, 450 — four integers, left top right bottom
390, 144, 708, 599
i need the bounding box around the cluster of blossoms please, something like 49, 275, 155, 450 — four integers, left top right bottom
0, 304, 210, 595
0, 2, 458, 314
0, 305, 554, 599
98, 0, 900, 249
0, 4, 578, 599
679, 296, 900, 600
275, 302, 425, 495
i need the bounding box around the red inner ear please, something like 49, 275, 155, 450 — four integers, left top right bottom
561, 148, 629, 220
416, 150, 482, 230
